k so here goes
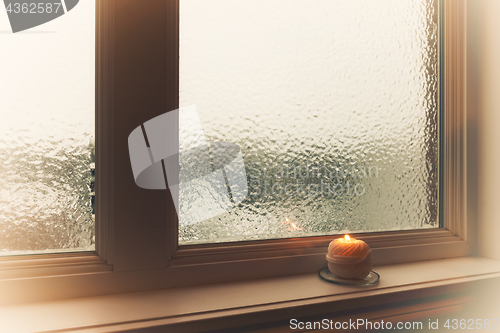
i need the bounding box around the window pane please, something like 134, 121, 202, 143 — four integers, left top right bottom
0, 1, 95, 254
179, 0, 439, 244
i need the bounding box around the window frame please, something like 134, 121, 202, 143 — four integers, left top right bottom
0, 0, 476, 305
98, 0, 473, 277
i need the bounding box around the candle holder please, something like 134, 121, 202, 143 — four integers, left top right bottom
318, 267, 379, 286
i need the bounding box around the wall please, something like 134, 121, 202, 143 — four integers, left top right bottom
476, 0, 500, 261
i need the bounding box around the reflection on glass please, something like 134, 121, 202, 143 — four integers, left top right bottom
179, 0, 439, 244
0, 1, 95, 254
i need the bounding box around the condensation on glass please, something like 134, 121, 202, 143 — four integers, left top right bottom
0, 2, 95, 254
179, 0, 439, 244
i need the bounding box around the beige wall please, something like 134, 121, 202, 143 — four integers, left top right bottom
475, 0, 500, 260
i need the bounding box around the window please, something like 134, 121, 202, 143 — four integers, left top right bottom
0, 0, 95, 254
105, 0, 469, 274
0, 0, 476, 305
110, 0, 471, 271
178, 0, 440, 245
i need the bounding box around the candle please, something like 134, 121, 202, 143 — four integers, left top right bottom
326, 235, 372, 280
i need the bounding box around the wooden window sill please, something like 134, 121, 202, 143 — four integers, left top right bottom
1, 256, 500, 332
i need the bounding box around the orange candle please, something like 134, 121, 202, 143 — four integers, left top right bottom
326, 235, 372, 280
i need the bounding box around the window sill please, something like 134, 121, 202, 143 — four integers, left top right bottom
1, 256, 500, 332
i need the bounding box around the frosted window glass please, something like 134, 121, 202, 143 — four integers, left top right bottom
179, 0, 439, 244
0, 2, 95, 254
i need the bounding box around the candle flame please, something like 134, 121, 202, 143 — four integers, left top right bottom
345, 234, 351, 242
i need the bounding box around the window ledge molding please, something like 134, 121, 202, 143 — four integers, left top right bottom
172, 229, 469, 266
0, 229, 471, 305
0, 253, 111, 280
1, 256, 499, 333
